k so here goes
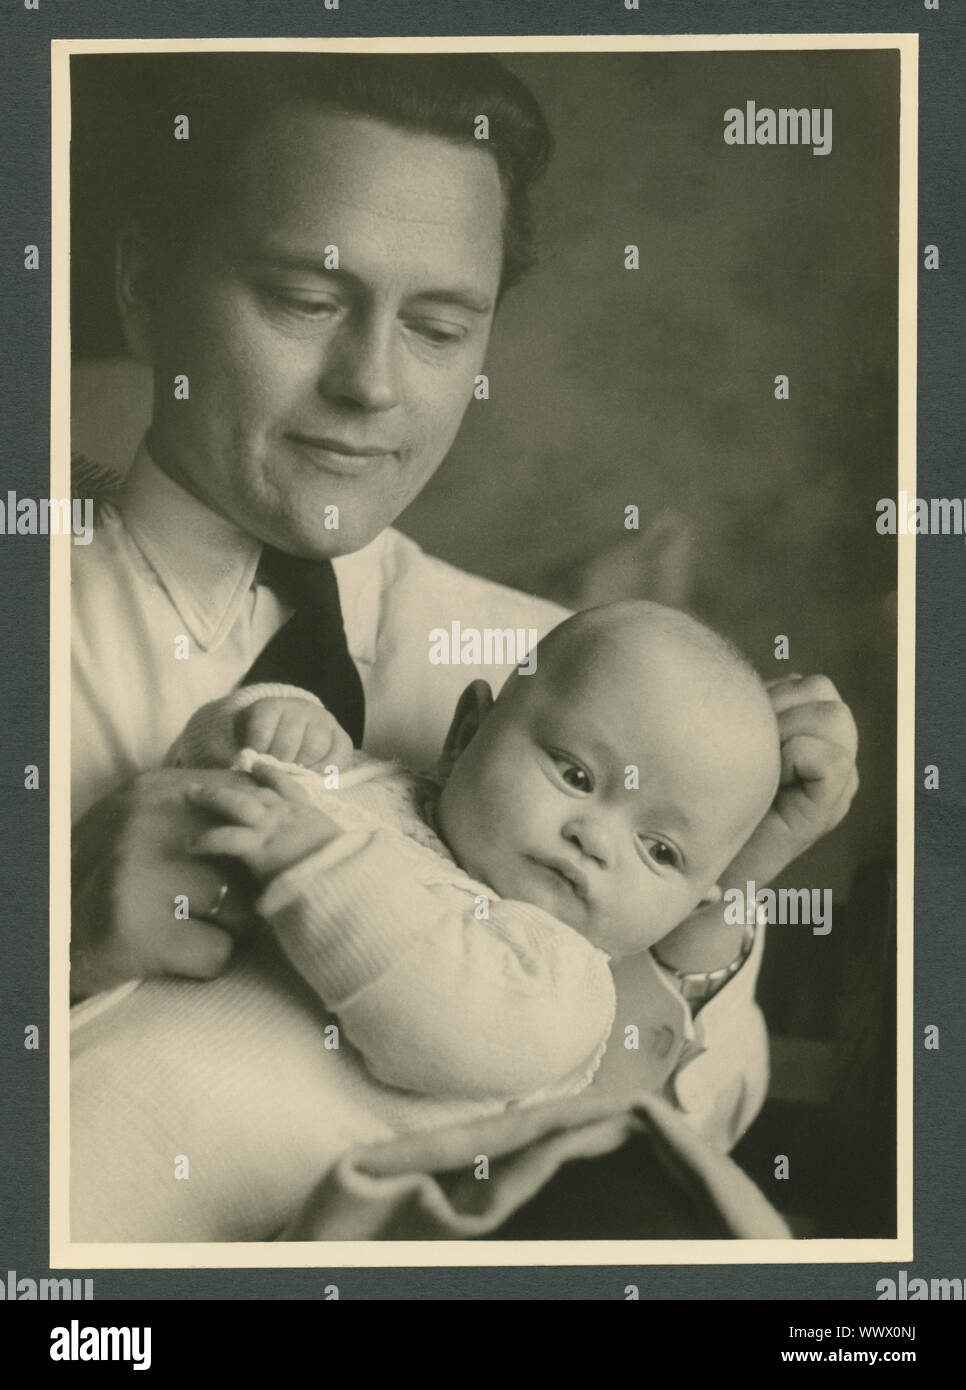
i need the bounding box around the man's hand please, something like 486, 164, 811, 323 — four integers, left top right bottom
653, 673, 858, 973
742, 672, 859, 884
234, 697, 354, 772
187, 760, 343, 882
70, 768, 261, 1003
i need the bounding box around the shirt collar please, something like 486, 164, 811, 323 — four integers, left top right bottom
117, 437, 262, 651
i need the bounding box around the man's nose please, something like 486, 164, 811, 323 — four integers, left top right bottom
318, 311, 400, 412
562, 816, 612, 868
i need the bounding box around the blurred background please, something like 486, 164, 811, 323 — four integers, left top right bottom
70, 49, 900, 1235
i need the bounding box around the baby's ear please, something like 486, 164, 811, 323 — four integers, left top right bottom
438, 679, 494, 779
699, 882, 723, 906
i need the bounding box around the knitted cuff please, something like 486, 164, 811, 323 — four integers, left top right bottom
167, 683, 324, 768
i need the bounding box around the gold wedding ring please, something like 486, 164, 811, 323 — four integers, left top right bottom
205, 881, 230, 922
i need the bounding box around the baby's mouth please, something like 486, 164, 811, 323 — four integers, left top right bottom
528, 855, 589, 901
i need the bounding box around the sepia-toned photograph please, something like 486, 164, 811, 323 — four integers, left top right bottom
54, 38, 910, 1263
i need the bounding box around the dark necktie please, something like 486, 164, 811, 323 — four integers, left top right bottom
241, 545, 365, 748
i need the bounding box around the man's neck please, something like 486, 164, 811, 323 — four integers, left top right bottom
145, 424, 233, 525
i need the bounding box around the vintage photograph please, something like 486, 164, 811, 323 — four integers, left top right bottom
56, 39, 908, 1259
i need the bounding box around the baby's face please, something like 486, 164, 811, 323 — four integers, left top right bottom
436, 635, 779, 959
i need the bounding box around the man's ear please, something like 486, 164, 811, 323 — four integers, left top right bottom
438, 679, 494, 780
115, 218, 162, 365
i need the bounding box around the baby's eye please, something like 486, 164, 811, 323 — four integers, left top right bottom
550, 754, 592, 793
639, 835, 683, 870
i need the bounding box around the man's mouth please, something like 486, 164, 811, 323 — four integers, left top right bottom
528, 855, 589, 901
286, 434, 397, 475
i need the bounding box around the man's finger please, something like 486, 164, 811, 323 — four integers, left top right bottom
764, 672, 804, 689
826, 768, 860, 830
190, 825, 262, 860
155, 918, 236, 980
186, 784, 275, 826
163, 860, 257, 932
775, 700, 859, 758
248, 760, 314, 803
778, 733, 855, 791
768, 673, 843, 713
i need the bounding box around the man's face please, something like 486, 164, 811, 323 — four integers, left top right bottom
144, 105, 504, 556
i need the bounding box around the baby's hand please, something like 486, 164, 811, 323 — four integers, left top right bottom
187, 761, 343, 881
234, 696, 354, 772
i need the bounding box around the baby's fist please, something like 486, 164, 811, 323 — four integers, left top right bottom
234, 697, 354, 772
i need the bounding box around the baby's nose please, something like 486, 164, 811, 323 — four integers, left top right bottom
562, 818, 610, 867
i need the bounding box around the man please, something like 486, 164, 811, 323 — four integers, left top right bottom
71, 53, 858, 1161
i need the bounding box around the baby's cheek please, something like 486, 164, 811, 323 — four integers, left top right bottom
474, 764, 524, 836
624, 883, 684, 952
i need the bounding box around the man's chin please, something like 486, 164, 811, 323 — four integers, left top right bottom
261, 516, 388, 560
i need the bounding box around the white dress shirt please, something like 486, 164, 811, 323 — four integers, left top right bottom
71, 437, 770, 1152
72, 438, 566, 817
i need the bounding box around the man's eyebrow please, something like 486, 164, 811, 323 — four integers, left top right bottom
246, 252, 494, 315
408, 288, 495, 315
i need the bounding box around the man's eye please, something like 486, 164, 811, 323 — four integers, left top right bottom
550, 755, 592, 793
639, 836, 682, 870
266, 290, 338, 317
406, 320, 467, 346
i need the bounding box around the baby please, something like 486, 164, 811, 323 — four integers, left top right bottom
70, 600, 780, 1242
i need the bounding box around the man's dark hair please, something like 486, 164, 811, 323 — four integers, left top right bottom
74, 52, 553, 304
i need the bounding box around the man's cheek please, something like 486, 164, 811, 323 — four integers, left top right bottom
425, 373, 478, 443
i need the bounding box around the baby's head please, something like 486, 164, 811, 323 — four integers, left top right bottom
435, 601, 781, 960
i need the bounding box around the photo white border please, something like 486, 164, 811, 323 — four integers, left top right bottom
49, 31, 916, 1270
